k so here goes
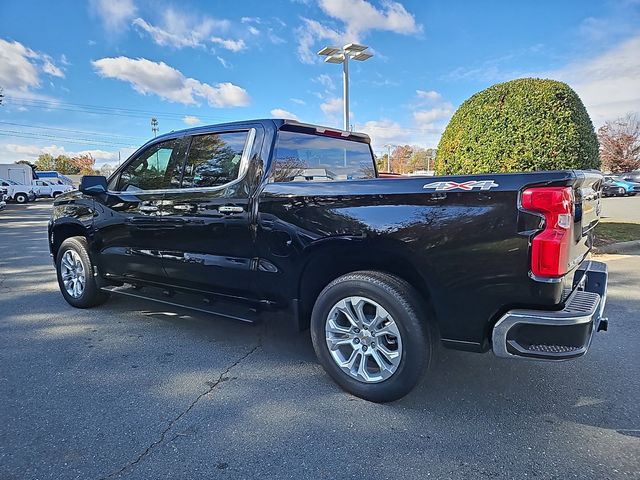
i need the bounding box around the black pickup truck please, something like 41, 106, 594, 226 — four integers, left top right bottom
49, 119, 608, 402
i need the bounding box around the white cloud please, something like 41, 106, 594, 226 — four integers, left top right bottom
182, 115, 201, 125
133, 10, 229, 49
0, 39, 65, 95
271, 108, 299, 120
413, 105, 454, 126
320, 97, 343, 116
1, 143, 125, 166
248, 26, 260, 36
296, 0, 422, 63
359, 119, 412, 148
91, 56, 250, 107
296, 18, 344, 64
416, 89, 441, 102
315, 73, 335, 90
210, 36, 246, 52
551, 34, 640, 125
216, 56, 231, 69
318, 0, 421, 39
89, 0, 137, 33
291, 98, 306, 105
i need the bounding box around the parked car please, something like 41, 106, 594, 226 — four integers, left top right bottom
48, 119, 608, 402
0, 178, 36, 203
619, 171, 640, 183
31, 179, 74, 198
602, 175, 640, 196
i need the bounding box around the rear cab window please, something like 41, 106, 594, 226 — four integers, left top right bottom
272, 130, 375, 182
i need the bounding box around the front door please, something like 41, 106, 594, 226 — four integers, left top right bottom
93, 137, 186, 283
160, 127, 261, 300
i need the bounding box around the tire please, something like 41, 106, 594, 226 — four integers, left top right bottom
14, 193, 28, 204
310, 270, 432, 402
52, 191, 62, 197
618, 187, 625, 196
56, 236, 109, 308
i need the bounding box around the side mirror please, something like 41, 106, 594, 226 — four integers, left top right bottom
79, 175, 108, 195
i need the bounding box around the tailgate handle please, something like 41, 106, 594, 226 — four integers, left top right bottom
219, 205, 244, 214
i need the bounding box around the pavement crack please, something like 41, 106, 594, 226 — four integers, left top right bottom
99, 341, 261, 480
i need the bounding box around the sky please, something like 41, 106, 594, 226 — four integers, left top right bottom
0, 0, 639, 168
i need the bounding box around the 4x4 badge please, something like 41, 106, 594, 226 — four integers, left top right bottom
423, 180, 499, 191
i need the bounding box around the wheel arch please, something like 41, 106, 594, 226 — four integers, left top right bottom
50, 221, 90, 261
296, 239, 437, 332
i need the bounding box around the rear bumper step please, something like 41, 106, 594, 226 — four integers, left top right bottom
492, 260, 608, 361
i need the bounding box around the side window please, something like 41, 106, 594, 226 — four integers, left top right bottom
117, 139, 180, 192
181, 132, 248, 189
272, 130, 375, 182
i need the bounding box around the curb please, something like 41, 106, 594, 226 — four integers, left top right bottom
593, 240, 640, 255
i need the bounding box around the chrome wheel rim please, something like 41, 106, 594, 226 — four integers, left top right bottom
325, 296, 403, 383
60, 250, 86, 298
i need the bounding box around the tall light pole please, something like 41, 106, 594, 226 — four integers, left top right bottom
383, 144, 395, 173
317, 43, 373, 131
151, 117, 158, 137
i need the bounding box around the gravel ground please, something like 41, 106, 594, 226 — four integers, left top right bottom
1, 199, 639, 479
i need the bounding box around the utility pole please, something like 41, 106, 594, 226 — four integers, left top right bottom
383, 144, 395, 173
151, 117, 158, 137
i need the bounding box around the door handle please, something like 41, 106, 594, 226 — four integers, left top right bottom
139, 205, 159, 213
218, 205, 244, 214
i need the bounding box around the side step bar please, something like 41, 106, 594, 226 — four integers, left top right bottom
101, 284, 259, 324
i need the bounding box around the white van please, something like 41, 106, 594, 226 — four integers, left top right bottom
0, 178, 36, 204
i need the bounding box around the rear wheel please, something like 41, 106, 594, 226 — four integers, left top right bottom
14, 193, 28, 204
56, 237, 109, 308
311, 271, 432, 403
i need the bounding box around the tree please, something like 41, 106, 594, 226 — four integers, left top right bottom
597, 114, 640, 173
99, 163, 116, 177
35, 153, 56, 171
0, 86, 4, 106
436, 78, 599, 175
391, 145, 413, 173
72, 154, 96, 175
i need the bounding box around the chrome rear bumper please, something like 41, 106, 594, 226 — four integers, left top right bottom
493, 260, 608, 360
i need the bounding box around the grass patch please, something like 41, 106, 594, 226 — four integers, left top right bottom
594, 222, 640, 247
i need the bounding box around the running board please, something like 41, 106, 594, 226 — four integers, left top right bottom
101, 284, 259, 324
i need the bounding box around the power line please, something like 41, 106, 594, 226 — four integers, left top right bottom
0, 130, 137, 148
0, 121, 143, 141
4, 95, 236, 123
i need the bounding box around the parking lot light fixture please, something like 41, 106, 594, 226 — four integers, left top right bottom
317, 43, 373, 131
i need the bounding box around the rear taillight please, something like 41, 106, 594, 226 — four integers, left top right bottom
521, 186, 573, 278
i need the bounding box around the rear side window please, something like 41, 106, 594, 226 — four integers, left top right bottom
181, 132, 248, 188
272, 131, 375, 182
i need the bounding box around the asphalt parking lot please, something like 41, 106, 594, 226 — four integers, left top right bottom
1, 199, 639, 479
601, 195, 640, 223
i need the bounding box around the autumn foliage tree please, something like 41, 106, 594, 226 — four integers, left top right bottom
35, 153, 97, 174
597, 114, 640, 173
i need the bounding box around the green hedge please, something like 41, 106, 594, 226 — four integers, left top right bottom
435, 78, 599, 175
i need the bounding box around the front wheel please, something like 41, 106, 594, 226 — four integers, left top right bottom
311, 271, 433, 403
56, 237, 109, 308
618, 187, 626, 196
14, 193, 28, 204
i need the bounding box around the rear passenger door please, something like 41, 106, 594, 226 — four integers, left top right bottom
160, 127, 262, 300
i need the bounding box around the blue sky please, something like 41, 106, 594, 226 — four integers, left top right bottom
0, 0, 638, 167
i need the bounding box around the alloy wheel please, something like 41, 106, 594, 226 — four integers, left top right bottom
325, 296, 403, 383
60, 250, 86, 298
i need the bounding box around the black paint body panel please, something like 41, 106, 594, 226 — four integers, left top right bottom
48, 119, 602, 352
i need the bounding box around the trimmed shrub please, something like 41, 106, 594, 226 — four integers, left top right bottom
435, 78, 600, 175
